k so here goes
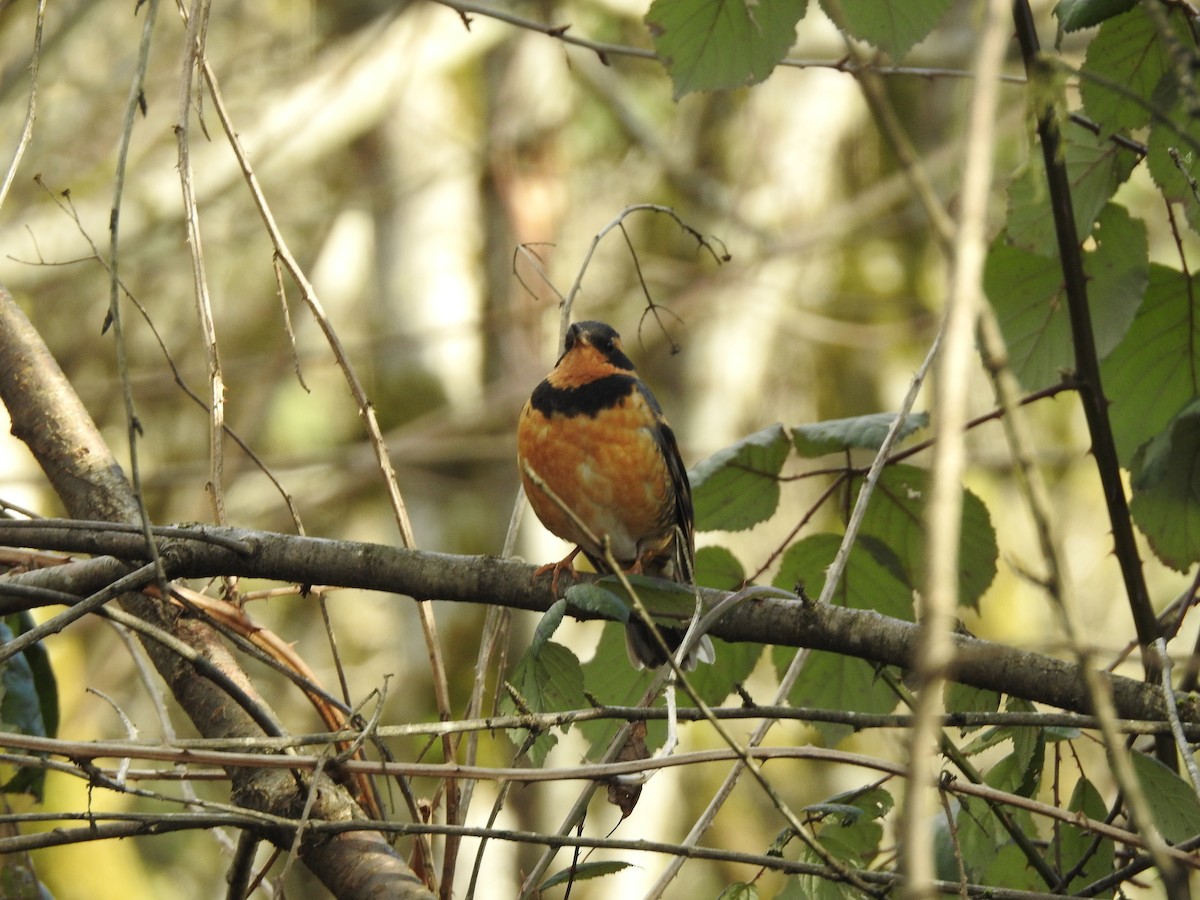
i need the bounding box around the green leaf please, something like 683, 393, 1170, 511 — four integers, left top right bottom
695, 545, 745, 590
563, 583, 629, 625
815, 785, 894, 823
818, 813, 882, 862
716, 882, 759, 900
1103, 263, 1200, 464
987, 204, 1147, 391
501, 641, 587, 765
1130, 749, 1200, 842
579, 624, 658, 751
954, 795, 998, 874
1060, 777, 1114, 895
854, 465, 998, 609
691, 423, 791, 532
1055, 0, 1137, 32
773, 534, 910, 743
645, 0, 807, 99
822, 0, 954, 60
592, 574, 701, 626
982, 841, 1046, 892
1006, 123, 1139, 254
0, 615, 58, 801
960, 699, 1045, 793
944, 683, 1000, 733
984, 699, 1045, 798
1129, 404, 1200, 570
773, 533, 913, 619
4, 612, 57, 742
954, 794, 1040, 885
578, 622, 757, 754
1144, 40, 1200, 232
1146, 101, 1200, 213
1086, 204, 1149, 357
686, 634, 763, 704
792, 846, 861, 899
791, 411, 929, 457
780, 649, 899, 745
529, 599, 569, 656
983, 238, 1065, 390
1079, 7, 1175, 136
540, 860, 634, 889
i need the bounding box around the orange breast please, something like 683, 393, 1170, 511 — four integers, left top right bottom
517, 392, 675, 567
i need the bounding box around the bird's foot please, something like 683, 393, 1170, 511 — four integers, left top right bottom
532, 547, 583, 596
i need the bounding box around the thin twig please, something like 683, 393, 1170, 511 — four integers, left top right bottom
0, 0, 45, 213
108, 0, 169, 597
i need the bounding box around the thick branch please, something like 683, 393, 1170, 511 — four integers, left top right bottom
0, 519, 1194, 729
0, 288, 431, 899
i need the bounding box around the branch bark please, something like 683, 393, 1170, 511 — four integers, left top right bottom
0, 287, 432, 900
0, 518, 1195, 730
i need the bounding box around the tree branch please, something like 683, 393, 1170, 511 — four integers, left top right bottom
0, 519, 1195, 730
0, 287, 432, 899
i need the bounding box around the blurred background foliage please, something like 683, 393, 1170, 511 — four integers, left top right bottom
0, 0, 1192, 896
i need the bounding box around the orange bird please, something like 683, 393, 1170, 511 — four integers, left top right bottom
517, 320, 714, 669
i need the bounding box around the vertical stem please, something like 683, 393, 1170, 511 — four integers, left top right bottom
900, 0, 1009, 895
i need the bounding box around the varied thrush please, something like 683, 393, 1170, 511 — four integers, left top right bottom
517, 320, 715, 670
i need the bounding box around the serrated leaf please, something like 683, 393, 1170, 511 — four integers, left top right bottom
540, 860, 634, 889
1102, 263, 1200, 464
691, 423, 791, 532
821, 784, 894, 821
579, 624, 659, 751
983, 841, 1046, 892
818, 813, 882, 862
855, 465, 998, 609
988, 698, 1045, 798
773, 535, 909, 743
1060, 777, 1114, 895
646, 0, 807, 99
1129, 405, 1200, 570
954, 795, 999, 871
1147, 104, 1200, 209
804, 802, 869, 824
579, 622, 757, 754
1006, 124, 1139, 253
1055, 0, 1137, 32
792, 845, 862, 899
987, 205, 1147, 391
984, 239, 1068, 389
1079, 7, 1175, 135
783, 650, 899, 745
686, 634, 762, 704
944, 683, 1001, 734
501, 641, 587, 765
773, 533, 913, 619
954, 794, 1040, 885
695, 545, 745, 590
1130, 750, 1200, 842
791, 411, 929, 457
717, 882, 759, 900
823, 0, 953, 60
1086, 204, 1149, 356
530, 599, 569, 656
